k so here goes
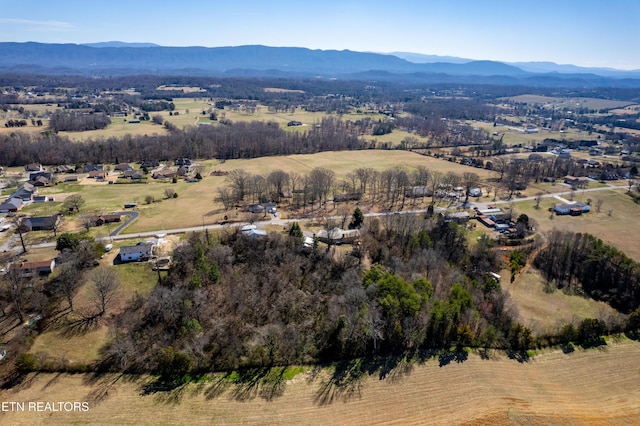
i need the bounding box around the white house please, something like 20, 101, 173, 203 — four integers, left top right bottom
119, 243, 153, 262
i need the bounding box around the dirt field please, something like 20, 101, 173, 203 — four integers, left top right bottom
1, 339, 639, 425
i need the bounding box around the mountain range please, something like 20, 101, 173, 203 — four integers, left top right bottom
1, 42, 639, 87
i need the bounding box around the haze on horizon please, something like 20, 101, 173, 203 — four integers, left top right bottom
0, 0, 638, 70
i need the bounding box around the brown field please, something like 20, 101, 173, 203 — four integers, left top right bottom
472, 121, 595, 146
511, 187, 640, 261
263, 87, 305, 93
156, 85, 206, 93
502, 268, 622, 334
1, 339, 639, 425
501, 95, 634, 110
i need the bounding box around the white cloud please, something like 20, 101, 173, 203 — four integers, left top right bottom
0, 19, 75, 32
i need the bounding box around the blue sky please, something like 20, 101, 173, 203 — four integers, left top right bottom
0, 0, 638, 69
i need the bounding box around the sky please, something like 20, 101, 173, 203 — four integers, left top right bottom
0, 0, 639, 70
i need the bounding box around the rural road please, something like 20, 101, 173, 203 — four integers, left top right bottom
10, 180, 631, 252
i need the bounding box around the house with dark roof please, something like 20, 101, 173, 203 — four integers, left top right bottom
95, 214, 121, 226
31, 176, 50, 187
29, 171, 52, 182
19, 214, 61, 232
0, 197, 23, 213
119, 243, 154, 262
83, 164, 104, 173
10, 183, 37, 202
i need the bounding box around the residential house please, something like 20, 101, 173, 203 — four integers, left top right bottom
405, 186, 433, 198
0, 197, 23, 213
564, 176, 589, 187
9, 259, 56, 277
10, 183, 37, 202
119, 243, 154, 262
83, 164, 104, 173
33, 195, 53, 203
247, 202, 277, 214
123, 170, 144, 179
140, 160, 159, 168
64, 175, 79, 182
553, 203, 590, 216
54, 165, 74, 173
29, 171, 52, 182
114, 163, 134, 172
19, 214, 61, 232
443, 211, 470, 224
24, 163, 43, 172
468, 188, 483, 197
317, 228, 360, 245
174, 158, 192, 166
31, 176, 50, 187
152, 168, 177, 179
88, 170, 108, 179
177, 165, 191, 176
95, 214, 121, 226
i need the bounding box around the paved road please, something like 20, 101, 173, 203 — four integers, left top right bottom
12, 180, 631, 252
109, 211, 138, 236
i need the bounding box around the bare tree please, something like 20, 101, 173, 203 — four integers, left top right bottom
267, 169, 290, 202
462, 172, 480, 205
78, 212, 96, 231
0, 270, 31, 323
596, 198, 604, 213
63, 194, 85, 214
55, 262, 81, 311
92, 267, 121, 316
164, 188, 176, 199
535, 192, 544, 209
226, 169, 251, 203
215, 187, 234, 211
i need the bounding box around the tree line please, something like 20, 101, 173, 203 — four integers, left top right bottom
534, 230, 640, 313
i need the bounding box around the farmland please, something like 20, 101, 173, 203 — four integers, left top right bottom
1, 339, 639, 425
2, 75, 640, 425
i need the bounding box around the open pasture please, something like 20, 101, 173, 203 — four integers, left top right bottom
511, 187, 640, 261
501, 94, 634, 110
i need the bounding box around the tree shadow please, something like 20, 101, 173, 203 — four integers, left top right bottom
437, 349, 469, 367
83, 373, 126, 406
313, 359, 366, 406
228, 367, 287, 402
507, 350, 530, 363
54, 311, 102, 338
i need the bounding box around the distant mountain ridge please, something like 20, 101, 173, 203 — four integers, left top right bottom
82, 41, 160, 48
389, 51, 640, 78
0, 42, 639, 86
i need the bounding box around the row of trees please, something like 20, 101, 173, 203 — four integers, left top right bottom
534, 230, 640, 313
48, 111, 111, 132
0, 116, 364, 166
218, 165, 483, 213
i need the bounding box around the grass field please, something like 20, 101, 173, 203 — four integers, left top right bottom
28, 150, 498, 234
511, 187, 640, 261
1, 339, 639, 425
503, 268, 621, 334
